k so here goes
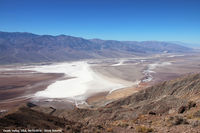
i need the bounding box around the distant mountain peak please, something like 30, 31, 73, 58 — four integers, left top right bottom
0, 31, 193, 64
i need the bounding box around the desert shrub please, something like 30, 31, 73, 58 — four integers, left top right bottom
112, 120, 129, 127
136, 125, 153, 133
188, 101, 196, 108
186, 114, 193, 119
106, 127, 113, 132
193, 110, 200, 118
167, 116, 189, 126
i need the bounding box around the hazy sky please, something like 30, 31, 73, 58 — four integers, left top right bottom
0, 0, 200, 43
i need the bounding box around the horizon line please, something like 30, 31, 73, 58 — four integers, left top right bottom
0, 30, 200, 45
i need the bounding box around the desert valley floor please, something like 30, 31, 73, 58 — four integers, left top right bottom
1, 52, 200, 112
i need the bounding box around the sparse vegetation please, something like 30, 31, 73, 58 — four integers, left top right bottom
112, 120, 129, 127
166, 116, 189, 126
106, 127, 113, 132
136, 125, 154, 133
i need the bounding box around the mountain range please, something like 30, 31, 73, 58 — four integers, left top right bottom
0, 31, 192, 64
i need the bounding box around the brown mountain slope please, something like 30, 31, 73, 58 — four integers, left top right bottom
0, 107, 106, 133
49, 73, 200, 132
1, 73, 200, 133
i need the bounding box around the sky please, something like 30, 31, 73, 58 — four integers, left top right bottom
0, 0, 200, 44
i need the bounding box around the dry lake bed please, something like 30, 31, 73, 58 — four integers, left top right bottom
1, 53, 200, 111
